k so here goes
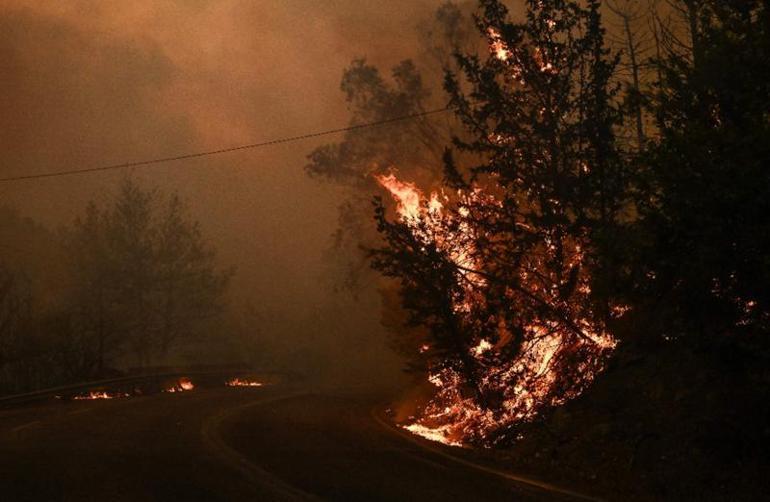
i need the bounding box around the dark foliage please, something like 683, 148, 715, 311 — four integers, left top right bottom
630, 1, 770, 356
0, 179, 230, 393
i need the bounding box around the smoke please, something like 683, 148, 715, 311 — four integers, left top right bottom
0, 0, 449, 389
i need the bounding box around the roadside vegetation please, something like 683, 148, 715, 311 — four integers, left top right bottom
309, 0, 770, 497
0, 178, 230, 394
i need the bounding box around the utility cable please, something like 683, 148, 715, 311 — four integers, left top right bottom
0, 107, 451, 183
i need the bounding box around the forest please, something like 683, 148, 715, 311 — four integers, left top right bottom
0, 179, 230, 393
306, 0, 770, 497
1, 0, 768, 499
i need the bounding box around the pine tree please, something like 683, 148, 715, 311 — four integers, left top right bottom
67, 179, 230, 370
636, 1, 770, 346
371, 0, 623, 443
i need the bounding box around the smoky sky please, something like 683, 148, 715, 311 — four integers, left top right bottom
0, 0, 447, 317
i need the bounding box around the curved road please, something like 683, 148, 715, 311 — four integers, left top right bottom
0, 385, 571, 501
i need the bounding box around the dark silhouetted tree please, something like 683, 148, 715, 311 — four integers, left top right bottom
67, 178, 230, 370
633, 1, 770, 348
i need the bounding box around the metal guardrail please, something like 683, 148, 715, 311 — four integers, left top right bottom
0, 368, 284, 408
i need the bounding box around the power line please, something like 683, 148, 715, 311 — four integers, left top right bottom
0, 107, 451, 183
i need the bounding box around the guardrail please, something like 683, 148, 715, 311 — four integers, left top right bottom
0, 368, 287, 408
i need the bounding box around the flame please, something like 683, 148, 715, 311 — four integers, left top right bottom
377, 171, 618, 446
225, 378, 263, 387
470, 339, 493, 357
165, 377, 195, 393
488, 28, 511, 62
72, 390, 129, 400
374, 173, 427, 221
403, 423, 463, 447
487, 27, 558, 82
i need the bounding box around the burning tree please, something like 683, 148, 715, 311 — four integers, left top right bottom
371, 0, 626, 445
304, 51, 465, 372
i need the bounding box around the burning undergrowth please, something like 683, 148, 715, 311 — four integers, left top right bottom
225, 377, 264, 387
72, 390, 130, 400
374, 173, 617, 447
64, 377, 198, 400
60, 375, 270, 402
164, 377, 195, 393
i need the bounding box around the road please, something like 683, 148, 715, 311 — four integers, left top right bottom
0, 384, 572, 501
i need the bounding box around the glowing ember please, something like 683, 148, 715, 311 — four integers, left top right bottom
225, 378, 263, 387
72, 390, 129, 400
488, 28, 510, 62
470, 339, 493, 357
165, 377, 195, 393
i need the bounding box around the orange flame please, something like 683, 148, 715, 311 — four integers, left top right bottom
73, 390, 129, 400
225, 378, 263, 387
165, 377, 195, 393
374, 173, 425, 221
488, 28, 511, 62
377, 170, 618, 446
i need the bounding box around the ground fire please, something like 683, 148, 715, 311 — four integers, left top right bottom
72, 390, 130, 400
225, 378, 263, 387
165, 377, 195, 393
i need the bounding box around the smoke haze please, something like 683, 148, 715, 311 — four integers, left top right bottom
0, 0, 452, 386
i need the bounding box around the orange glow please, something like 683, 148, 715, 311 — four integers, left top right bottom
374, 173, 424, 221
403, 423, 463, 447
72, 390, 129, 400
377, 170, 618, 445
165, 377, 195, 393
488, 28, 510, 61
225, 378, 263, 387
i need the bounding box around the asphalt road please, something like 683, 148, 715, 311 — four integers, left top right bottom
0, 384, 568, 501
